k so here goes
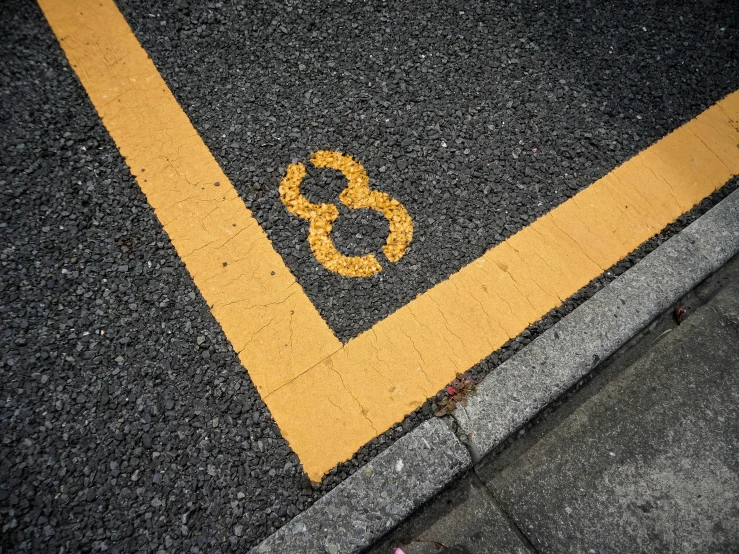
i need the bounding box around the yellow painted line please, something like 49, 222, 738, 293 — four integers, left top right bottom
41, 0, 739, 481
38, 0, 342, 398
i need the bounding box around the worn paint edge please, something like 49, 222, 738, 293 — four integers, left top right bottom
251, 189, 739, 554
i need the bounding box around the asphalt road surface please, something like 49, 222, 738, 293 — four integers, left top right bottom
1, 0, 738, 552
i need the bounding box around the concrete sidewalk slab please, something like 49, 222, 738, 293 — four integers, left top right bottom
707, 269, 739, 325
367, 473, 531, 554
478, 259, 739, 553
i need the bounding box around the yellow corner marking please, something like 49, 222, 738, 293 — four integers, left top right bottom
41, 0, 739, 481
37, 0, 342, 399
264, 92, 739, 478
279, 151, 414, 277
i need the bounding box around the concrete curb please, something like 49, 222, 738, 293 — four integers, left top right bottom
250, 418, 471, 553
251, 189, 739, 554
453, 188, 739, 458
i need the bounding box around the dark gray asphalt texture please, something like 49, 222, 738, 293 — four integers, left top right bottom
1, 3, 309, 553
1, 0, 738, 553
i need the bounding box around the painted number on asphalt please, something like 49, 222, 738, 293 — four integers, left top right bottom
279, 151, 414, 277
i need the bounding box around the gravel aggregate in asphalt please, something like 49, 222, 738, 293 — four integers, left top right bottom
1, 0, 738, 552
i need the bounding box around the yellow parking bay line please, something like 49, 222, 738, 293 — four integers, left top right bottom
38, 0, 342, 398
41, 0, 739, 480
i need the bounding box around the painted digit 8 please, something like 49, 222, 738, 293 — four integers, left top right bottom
279, 151, 413, 277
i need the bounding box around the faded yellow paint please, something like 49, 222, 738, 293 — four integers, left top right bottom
279, 151, 414, 277
38, 0, 342, 399
41, 0, 739, 482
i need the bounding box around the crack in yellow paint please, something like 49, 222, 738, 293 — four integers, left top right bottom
40, 0, 739, 482
279, 150, 413, 277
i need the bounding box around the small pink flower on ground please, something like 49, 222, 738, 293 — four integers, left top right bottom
393, 548, 406, 554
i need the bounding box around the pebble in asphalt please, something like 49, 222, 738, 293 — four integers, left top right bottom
1, 0, 738, 552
